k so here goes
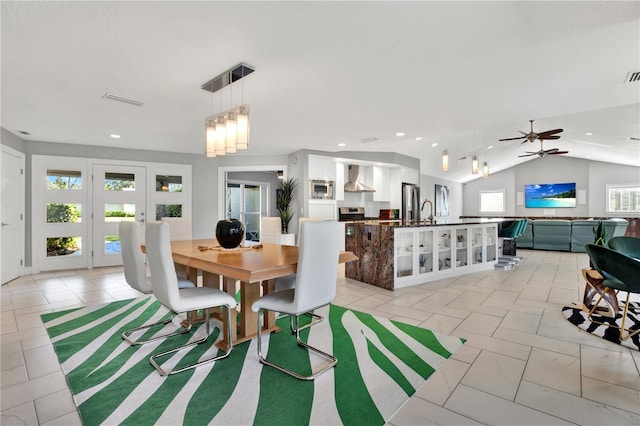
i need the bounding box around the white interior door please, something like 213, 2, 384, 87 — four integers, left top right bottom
92, 164, 146, 267
1, 146, 25, 283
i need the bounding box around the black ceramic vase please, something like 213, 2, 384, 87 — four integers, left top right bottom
215, 219, 245, 249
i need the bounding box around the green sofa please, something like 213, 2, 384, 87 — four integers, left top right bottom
532, 220, 572, 251
570, 218, 629, 252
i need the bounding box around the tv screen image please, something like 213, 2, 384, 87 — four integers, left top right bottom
524, 182, 576, 208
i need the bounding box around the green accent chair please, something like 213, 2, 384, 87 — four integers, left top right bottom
608, 236, 640, 260
516, 221, 533, 248
584, 243, 640, 341
498, 220, 520, 238
533, 220, 572, 251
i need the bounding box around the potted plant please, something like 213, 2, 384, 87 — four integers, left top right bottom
419, 254, 428, 273
276, 177, 297, 243
590, 220, 608, 269
456, 234, 465, 248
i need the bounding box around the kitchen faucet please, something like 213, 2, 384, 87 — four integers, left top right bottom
420, 199, 434, 224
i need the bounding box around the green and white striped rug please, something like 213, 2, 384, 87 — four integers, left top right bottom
41, 298, 465, 425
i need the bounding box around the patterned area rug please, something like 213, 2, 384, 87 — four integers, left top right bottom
562, 302, 640, 351
41, 298, 465, 425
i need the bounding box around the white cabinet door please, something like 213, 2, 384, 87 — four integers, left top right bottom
308, 155, 336, 180
373, 166, 390, 201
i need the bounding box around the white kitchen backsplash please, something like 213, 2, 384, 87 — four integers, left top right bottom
337, 192, 391, 218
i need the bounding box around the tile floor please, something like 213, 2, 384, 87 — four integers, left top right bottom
1, 250, 639, 425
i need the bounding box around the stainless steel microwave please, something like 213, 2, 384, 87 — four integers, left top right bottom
309, 179, 335, 199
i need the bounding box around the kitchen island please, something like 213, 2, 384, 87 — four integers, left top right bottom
345, 219, 502, 290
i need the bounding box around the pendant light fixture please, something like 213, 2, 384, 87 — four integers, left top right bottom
202, 63, 254, 157
482, 162, 489, 179
472, 155, 479, 174
442, 150, 449, 171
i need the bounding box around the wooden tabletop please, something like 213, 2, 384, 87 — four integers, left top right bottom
144, 239, 358, 283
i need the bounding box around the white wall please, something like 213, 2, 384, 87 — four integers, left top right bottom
463, 155, 640, 217
420, 174, 463, 221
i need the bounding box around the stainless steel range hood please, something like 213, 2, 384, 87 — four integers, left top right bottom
344, 165, 375, 192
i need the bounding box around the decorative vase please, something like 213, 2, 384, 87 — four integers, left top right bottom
215, 219, 245, 249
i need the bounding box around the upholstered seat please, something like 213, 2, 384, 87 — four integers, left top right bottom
584, 243, 640, 341
532, 220, 572, 251
260, 217, 282, 244
251, 220, 341, 380
146, 222, 237, 376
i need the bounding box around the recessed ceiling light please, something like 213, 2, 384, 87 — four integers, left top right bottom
585, 132, 593, 136
488, 145, 494, 150
337, 143, 346, 147
415, 137, 423, 141
395, 132, 405, 137
110, 134, 121, 139
431, 142, 438, 147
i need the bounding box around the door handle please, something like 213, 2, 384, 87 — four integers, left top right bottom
139, 219, 145, 223
1, 222, 8, 227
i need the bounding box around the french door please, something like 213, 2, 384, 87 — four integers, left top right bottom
92, 164, 146, 267
226, 181, 264, 241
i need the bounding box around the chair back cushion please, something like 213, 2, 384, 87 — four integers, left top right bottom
608, 236, 640, 260
260, 217, 281, 244
293, 221, 341, 312
118, 221, 152, 293
160, 217, 193, 241
145, 222, 181, 308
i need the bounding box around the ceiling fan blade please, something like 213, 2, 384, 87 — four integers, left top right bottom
499, 136, 525, 141
539, 135, 561, 140
518, 153, 538, 157
548, 151, 569, 155
537, 128, 564, 136
545, 148, 559, 153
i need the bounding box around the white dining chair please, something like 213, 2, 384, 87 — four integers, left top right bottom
260, 216, 282, 244
251, 220, 341, 380
119, 221, 196, 345
275, 217, 324, 332
160, 217, 192, 240
146, 222, 237, 376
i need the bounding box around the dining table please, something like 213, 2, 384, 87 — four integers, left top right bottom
142, 239, 358, 349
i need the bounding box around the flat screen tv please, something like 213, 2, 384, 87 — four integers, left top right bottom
524, 182, 576, 208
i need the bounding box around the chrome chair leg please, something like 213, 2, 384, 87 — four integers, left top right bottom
288, 311, 323, 334
122, 312, 191, 345
149, 306, 233, 376
257, 309, 337, 381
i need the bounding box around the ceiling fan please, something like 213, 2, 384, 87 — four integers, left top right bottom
499, 119, 563, 144
518, 139, 569, 158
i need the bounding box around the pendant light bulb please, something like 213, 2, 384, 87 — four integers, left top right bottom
236, 106, 249, 150
214, 115, 227, 156
225, 111, 237, 153
442, 150, 449, 171
205, 119, 216, 157
472, 155, 479, 174
482, 161, 489, 179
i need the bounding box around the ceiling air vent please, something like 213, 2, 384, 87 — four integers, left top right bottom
359, 137, 378, 143
624, 71, 640, 84
102, 93, 144, 106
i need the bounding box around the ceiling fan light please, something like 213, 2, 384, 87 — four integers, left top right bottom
442, 150, 449, 171
471, 155, 479, 174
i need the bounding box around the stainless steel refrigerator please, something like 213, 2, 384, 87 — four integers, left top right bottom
401, 182, 420, 221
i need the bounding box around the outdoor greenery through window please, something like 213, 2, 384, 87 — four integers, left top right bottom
480, 190, 505, 213
47, 203, 82, 223
47, 169, 82, 189
105, 172, 135, 191
607, 185, 640, 213
156, 204, 182, 220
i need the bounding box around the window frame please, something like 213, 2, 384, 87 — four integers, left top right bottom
479, 189, 506, 214
605, 184, 640, 214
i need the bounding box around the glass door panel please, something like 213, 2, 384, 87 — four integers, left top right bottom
93, 164, 146, 267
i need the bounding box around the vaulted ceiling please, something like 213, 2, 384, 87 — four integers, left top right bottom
2, 1, 639, 182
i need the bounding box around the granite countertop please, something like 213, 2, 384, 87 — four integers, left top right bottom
348, 218, 504, 228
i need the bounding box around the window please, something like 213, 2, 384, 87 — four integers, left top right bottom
607, 185, 640, 213
480, 190, 505, 213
